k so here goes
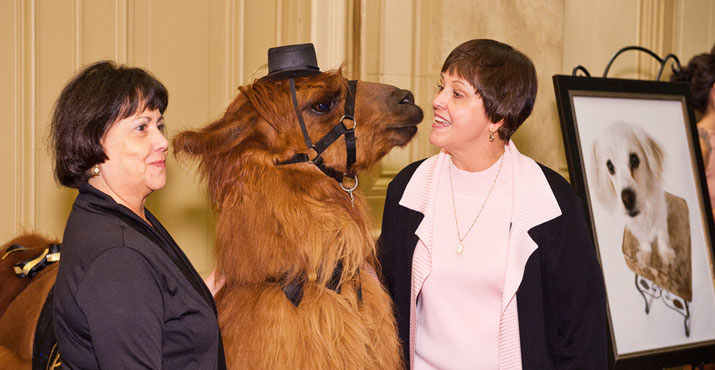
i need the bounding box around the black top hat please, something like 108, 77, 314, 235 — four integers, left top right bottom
266, 43, 320, 80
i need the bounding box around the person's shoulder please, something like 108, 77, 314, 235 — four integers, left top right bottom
395, 158, 428, 182
537, 164, 571, 192
536, 163, 585, 216
64, 205, 157, 259
64, 206, 123, 249
385, 158, 427, 194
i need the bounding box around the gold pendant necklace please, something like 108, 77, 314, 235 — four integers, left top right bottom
449, 155, 504, 255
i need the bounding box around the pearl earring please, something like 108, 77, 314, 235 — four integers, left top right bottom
488, 129, 495, 142
91, 165, 100, 176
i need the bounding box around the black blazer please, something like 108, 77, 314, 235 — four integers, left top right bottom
53, 183, 226, 370
377, 159, 609, 369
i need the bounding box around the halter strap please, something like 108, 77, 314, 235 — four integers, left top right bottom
289, 78, 313, 149
275, 79, 358, 184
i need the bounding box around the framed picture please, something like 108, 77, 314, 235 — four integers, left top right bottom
553, 75, 715, 369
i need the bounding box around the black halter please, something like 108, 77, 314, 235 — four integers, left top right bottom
275, 78, 358, 191
270, 77, 364, 306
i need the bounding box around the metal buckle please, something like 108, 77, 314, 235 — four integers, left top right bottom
339, 175, 359, 207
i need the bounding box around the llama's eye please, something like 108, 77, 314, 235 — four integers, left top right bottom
606, 160, 615, 175
629, 153, 640, 169
311, 101, 335, 114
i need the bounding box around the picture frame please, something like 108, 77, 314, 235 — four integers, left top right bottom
553, 75, 715, 369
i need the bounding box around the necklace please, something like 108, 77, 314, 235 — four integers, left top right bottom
448, 155, 504, 255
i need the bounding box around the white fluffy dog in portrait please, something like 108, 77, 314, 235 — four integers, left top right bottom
591, 120, 677, 268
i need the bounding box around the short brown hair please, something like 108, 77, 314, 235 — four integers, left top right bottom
671, 47, 715, 114
50, 61, 168, 188
441, 39, 537, 140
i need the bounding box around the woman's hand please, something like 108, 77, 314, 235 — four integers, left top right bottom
204, 269, 225, 296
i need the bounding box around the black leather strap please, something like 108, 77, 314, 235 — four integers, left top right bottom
275, 80, 359, 184
271, 262, 363, 307
289, 78, 313, 149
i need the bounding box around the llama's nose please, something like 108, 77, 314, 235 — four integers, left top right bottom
621, 188, 636, 211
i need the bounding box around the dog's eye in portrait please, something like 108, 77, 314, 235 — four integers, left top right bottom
607, 159, 615, 175
630, 153, 640, 170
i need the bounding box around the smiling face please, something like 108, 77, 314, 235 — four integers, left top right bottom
90, 109, 168, 207
430, 72, 503, 169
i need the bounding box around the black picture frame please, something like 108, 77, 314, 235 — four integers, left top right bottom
553, 75, 715, 369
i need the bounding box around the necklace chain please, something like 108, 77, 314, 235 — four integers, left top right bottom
448, 155, 504, 254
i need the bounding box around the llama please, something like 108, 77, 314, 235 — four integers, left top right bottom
173, 44, 423, 369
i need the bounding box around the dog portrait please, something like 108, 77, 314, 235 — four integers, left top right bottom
591, 121, 686, 270
554, 75, 715, 366
591, 121, 692, 332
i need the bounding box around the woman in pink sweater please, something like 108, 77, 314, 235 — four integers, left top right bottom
378, 39, 608, 369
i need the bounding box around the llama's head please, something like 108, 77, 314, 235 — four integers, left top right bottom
174, 69, 423, 207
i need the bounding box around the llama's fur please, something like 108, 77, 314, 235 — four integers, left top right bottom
174, 70, 422, 369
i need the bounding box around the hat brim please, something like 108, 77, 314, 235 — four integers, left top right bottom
264, 68, 321, 81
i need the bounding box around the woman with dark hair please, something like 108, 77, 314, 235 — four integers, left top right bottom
50, 61, 226, 369
671, 47, 715, 210
377, 39, 608, 369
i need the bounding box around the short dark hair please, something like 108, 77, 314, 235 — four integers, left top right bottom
50, 61, 168, 188
441, 39, 537, 141
671, 47, 715, 114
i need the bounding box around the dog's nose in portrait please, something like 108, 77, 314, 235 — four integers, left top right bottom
621, 188, 639, 216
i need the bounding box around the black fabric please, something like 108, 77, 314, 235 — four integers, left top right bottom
376, 159, 425, 367
53, 182, 226, 370
274, 260, 363, 307
32, 286, 61, 370
377, 159, 608, 370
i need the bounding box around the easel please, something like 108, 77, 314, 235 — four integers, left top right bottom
571, 46, 712, 370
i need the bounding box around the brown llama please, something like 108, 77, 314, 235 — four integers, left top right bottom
0, 234, 59, 369
173, 67, 422, 369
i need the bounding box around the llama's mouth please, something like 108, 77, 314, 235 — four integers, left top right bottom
386, 122, 419, 129
626, 208, 640, 217
386, 124, 418, 137
385, 124, 418, 145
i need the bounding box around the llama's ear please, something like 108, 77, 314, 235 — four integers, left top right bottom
240, 82, 290, 131
173, 94, 254, 157
591, 136, 616, 205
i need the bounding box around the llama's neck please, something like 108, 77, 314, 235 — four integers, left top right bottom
214, 170, 374, 284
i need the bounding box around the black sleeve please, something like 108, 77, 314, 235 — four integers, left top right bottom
76, 248, 163, 370
375, 160, 425, 369
545, 169, 609, 369
376, 177, 399, 294
376, 159, 423, 296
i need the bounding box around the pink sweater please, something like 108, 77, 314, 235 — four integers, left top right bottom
415, 152, 513, 369
399, 142, 563, 370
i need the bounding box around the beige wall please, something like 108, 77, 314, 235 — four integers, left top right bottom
0, 0, 347, 276
3, 0, 715, 276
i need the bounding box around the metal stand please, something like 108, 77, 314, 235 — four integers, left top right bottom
571, 45, 682, 80
634, 274, 691, 337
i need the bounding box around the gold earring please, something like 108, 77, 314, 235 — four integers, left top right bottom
488, 129, 495, 142
91, 165, 100, 176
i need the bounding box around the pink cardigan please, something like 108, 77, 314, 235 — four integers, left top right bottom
398, 142, 562, 369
